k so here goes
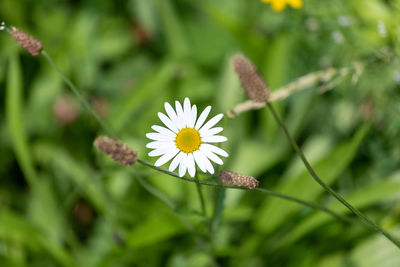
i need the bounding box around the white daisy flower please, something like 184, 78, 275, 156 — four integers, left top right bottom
146, 98, 228, 177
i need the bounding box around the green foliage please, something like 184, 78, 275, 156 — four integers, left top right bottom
254, 124, 370, 233
1, 0, 400, 266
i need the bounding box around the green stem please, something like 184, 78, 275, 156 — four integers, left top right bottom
135, 174, 175, 210
134, 170, 196, 233
41, 50, 117, 138
138, 159, 354, 225
210, 187, 225, 234
266, 102, 400, 249
194, 174, 207, 217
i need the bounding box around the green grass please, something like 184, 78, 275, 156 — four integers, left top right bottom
1, 0, 400, 266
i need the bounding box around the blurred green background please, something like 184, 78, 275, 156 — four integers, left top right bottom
1, 0, 400, 266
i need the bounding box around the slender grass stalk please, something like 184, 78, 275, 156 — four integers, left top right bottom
133, 171, 196, 233
39, 49, 358, 229
267, 102, 400, 248
194, 174, 207, 216
135, 174, 175, 210
41, 50, 117, 138
138, 159, 356, 224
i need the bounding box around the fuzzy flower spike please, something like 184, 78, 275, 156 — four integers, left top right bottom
146, 98, 228, 177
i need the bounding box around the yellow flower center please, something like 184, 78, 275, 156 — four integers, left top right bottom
175, 128, 202, 153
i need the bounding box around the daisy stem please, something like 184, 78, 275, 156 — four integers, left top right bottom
194, 173, 207, 217
137, 159, 356, 225
41, 50, 117, 138
266, 102, 400, 249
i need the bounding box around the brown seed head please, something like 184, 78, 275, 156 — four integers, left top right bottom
233, 54, 270, 103
11, 27, 43, 56
93, 136, 138, 166
219, 170, 259, 189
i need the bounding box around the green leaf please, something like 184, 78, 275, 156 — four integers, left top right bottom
254, 124, 370, 233
281, 172, 400, 247
32, 142, 106, 212
261, 32, 293, 90
229, 139, 286, 177
0, 53, 6, 83
130, 0, 158, 36
127, 209, 185, 248
210, 187, 226, 233
259, 32, 295, 142
215, 54, 243, 112
0, 210, 76, 267
109, 61, 177, 132
0, 210, 42, 249
28, 177, 66, 244
155, 0, 189, 59
316, 228, 400, 267
200, 2, 266, 60
349, 228, 400, 267
6, 53, 38, 187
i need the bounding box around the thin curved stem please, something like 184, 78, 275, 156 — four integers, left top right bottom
41, 50, 117, 138
135, 175, 175, 210
267, 102, 400, 249
137, 159, 355, 225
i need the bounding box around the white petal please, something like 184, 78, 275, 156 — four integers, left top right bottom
169, 151, 184, 172
151, 125, 176, 138
146, 133, 174, 141
187, 153, 196, 177
175, 101, 186, 129
179, 153, 188, 177
146, 141, 175, 149
158, 112, 179, 133
154, 148, 179, 166
202, 135, 228, 143
202, 153, 215, 174
201, 144, 229, 157
199, 114, 224, 132
184, 98, 195, 128
191, 105, 197, 127
148, 148, 169, 157
200, 127, 223, 138
164, 102, 179, 126
193, 150, 207, 173
200, 146, 224, 165
194, 106, 211, 130
183, 98, 193, 128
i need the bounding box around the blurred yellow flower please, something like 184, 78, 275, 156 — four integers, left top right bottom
261, 0, 303, 11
